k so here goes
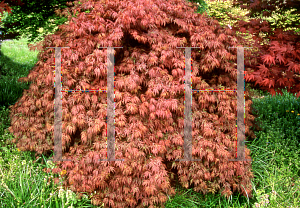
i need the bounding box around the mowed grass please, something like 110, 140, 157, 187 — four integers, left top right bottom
0, 36, 299, 208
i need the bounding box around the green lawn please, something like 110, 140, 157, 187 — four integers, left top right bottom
0, 36, 299, 208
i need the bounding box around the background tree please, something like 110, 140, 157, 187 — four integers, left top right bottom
0, 0, 76, 42
223, 0, 300, 98
0, 0, 25, 39
232, 0, 300, 33
0, 0, 24, 18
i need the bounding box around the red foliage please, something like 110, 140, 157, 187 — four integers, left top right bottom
230, 0, 300, 98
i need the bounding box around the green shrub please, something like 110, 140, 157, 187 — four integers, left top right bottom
187, 0, 210, 15
0, 0, 72, 43
254, 7, 300, 34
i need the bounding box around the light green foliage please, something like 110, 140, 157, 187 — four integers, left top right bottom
205, 0, 251, 28
205, 0, 300, 34
254, 7, 300, 34
202, 0, 257, 49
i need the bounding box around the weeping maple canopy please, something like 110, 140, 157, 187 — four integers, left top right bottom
9, 0, 256, 207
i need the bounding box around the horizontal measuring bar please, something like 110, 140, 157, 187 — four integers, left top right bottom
61, 89, 238, 92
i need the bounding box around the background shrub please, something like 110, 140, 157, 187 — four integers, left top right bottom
187, 0, 210, 15
0, 0, 75, 43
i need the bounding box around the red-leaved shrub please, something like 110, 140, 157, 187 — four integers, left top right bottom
9, 0, 256, 207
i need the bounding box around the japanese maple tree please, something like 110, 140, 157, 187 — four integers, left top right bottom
9, 0, 257, 207
229, 0, 300, 98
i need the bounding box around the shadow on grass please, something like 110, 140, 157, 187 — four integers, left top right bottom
0, 45, 35, 109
